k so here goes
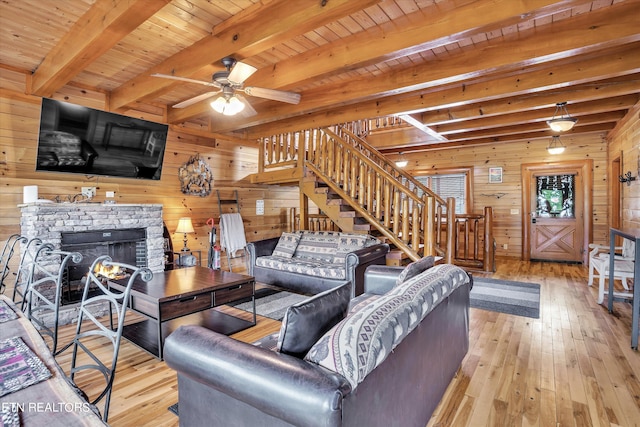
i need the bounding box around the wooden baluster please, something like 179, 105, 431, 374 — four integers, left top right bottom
327, 137, 334, 180
424, 196, 435, 256
335, 145, 342, 185
343, 148, 350, 196
464, 218, 470, 260
265, 136, 272, 165
402, 197, 410, 243
375, 173, 382, 221
276, 134, 282, 164
393, 190, 401, 235
366, 169, 374, 213
358, 163, 366, 205
258, 138, 265, 173
383, 181, 391, 228
350, 153, 358, 199
412, 204, 420, 253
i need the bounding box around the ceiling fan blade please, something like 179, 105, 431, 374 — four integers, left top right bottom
243, 86, 301, 104
227, 61, 257, 85
235, 94, 257, 117
151, 73, 217, 87
172, 91, 221, 108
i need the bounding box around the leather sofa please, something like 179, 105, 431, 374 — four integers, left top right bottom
164, 261, 471, 427
247, 230, 390, 298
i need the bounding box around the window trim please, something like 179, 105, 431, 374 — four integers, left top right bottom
411, 167, 474, 214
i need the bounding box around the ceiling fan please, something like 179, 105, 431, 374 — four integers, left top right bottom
152, 57, 301, 117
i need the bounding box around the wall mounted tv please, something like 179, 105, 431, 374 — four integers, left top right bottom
36, 98, 169, 180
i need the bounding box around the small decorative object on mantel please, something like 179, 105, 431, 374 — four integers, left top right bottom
178, 153, 213, 197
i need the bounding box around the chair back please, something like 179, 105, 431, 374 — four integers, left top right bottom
0, 234, 27, 294
23, 247, 82, 355
12, 237, 44, 306
622, 238, 635, 259
68, 255, 153, 422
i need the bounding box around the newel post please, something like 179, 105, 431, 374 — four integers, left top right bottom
445, 197, 456, 264
483, 206, 495, 272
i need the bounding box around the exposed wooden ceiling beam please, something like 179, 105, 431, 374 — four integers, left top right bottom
167, 0, 579, 123
215, 1, 640, 134
377, 123, 611, 153
29, 0, 170, 97
418, 76, 640, 125
431, 95, 639, 134
109, 0, 381, 111
244, 44, 640, 138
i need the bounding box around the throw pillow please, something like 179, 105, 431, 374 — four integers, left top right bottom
277, 281, 352, 358
395, 255, 435, 285
272, 232, 301, 258
331, 234, 377, 264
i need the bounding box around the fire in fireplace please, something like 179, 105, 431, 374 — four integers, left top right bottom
61, 228, 147, 304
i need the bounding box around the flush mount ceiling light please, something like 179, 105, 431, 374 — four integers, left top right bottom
395, 152, 408, 168
547, 102, 577, 132
547, 135, 565, 155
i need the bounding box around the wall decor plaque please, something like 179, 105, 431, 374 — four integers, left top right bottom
178, 154, 213, 197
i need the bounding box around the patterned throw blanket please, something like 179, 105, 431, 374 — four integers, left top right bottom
305, 264, 469, 388
0, 336, 51, 397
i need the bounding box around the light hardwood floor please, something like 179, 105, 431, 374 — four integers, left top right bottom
50, 259, 640, 427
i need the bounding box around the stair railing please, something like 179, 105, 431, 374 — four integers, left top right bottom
258, 126, 495, 270
302, 127, 455, 262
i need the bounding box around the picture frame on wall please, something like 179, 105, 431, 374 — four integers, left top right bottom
489, 167, 503, 183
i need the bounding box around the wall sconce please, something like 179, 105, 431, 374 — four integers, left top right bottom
175, 217, 195, 251
547, 102, 577, 132
619, 171, 637, 186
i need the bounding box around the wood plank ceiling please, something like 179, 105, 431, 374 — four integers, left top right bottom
1, 0, 638, 152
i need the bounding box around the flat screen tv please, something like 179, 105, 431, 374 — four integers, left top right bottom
36, 98, 169, 180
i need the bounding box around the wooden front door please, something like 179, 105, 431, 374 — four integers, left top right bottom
522, 160, 592, 264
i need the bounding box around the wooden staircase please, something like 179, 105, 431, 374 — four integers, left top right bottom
251, 122, 495, 270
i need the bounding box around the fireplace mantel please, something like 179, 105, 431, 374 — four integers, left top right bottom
20, 203, 165, 274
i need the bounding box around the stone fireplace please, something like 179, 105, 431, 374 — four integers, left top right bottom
19, 203, 164, 323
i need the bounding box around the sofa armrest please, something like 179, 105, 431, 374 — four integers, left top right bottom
246, 237, 280, 275
344, 243, 390, 296
164, 325, 351, 427
363, 265, 404, 295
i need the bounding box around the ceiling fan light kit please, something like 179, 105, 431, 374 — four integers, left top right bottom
153, 57, 300, 117
547, 102, 577, 132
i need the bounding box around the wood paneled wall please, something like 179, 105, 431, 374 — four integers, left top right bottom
0, 68, 298, 271
390, 134, 610, 258
607, 103, 640, 230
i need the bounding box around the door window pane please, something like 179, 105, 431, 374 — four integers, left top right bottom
536, 174, 575, 218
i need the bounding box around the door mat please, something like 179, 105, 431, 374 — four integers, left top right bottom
470, 277, 541, 318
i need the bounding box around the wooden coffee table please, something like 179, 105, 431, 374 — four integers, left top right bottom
108, 266, 255, 360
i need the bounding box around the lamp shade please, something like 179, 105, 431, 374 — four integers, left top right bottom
210, 95, 245, 116
547, 102, 577, 132
546, 135, 565, 155
175, 217, 194, 234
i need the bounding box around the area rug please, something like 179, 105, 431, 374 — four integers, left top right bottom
230, 290, 309, 321
470, 277, 540, 318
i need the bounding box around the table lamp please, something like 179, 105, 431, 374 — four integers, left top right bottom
175, 217, 194, 252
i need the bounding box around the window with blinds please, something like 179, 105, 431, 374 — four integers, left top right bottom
415, 174, 466, 214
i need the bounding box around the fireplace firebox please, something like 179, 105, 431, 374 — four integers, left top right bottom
60, 228, 147, 304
